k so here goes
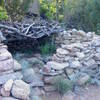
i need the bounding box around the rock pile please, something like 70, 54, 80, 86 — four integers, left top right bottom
0, 43, 30, 100
41, 29, 100, 89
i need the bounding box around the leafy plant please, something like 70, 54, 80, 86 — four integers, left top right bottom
5, 0, 33, 20
0, 7, 8, 20
40, 43, 56, 55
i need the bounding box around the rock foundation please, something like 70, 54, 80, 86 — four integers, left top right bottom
41, 29, 100, 88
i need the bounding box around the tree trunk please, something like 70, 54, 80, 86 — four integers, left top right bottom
28, 0, 40, 16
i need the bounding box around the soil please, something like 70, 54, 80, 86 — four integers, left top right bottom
41, 85, 100, 100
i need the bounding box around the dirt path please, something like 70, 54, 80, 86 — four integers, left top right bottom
41, 85, 100, 100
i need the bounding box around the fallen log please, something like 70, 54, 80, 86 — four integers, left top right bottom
0, 24, 20, 34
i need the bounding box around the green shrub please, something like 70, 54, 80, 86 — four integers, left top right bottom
54, 77, 73, 94
0, 7, 8, 20
40, 43, 56, 55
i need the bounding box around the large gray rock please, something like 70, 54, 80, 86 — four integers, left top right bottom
11, 80, 30, 100
22, 68, 35, 83
23, 68, 44, 87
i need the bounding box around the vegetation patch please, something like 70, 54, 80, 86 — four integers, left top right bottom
40, 43, 56, 55
0, 7, 8, 20
54, 77, 73, 94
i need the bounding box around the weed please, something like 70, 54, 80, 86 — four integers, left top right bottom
54, 77, 73, 94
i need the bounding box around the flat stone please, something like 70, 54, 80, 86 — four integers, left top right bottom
40, 69, 63, 76
76, 52, 85, 59
11, 80, 30, 100
56, 48, 69, 55
47, 61, 69, 70
84, 59, 96, 67
0, 72, 23, 85
70, 61, 81, 68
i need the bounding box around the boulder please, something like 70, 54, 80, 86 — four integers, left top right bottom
22, 68, 35, 83
11, 80, 30, 100
23, 68, 44, 87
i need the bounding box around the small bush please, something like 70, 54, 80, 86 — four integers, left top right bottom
54, 77, 73, 94
40, 43, 56, 55
0, 7, 8, 20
